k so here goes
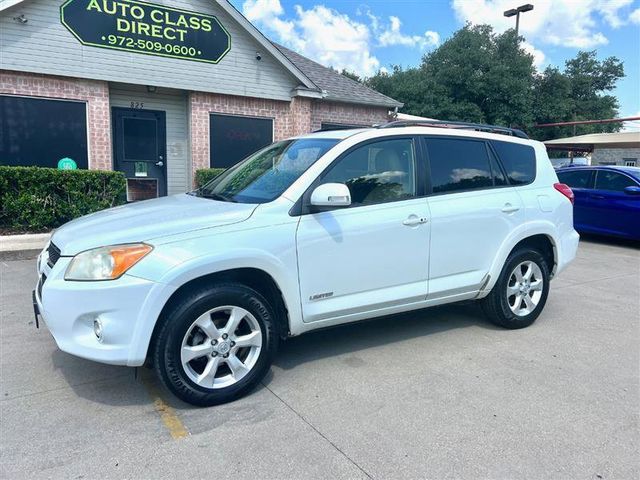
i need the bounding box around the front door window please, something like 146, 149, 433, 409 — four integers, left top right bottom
112, 108, 167, 200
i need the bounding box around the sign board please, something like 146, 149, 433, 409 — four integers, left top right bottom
60, 0, 231, 64
57, 157, 78, 170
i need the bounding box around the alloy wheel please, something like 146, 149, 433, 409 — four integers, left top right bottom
180, 306, 263, 389
506, 260, 544, 317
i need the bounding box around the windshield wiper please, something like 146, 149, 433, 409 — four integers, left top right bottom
198, 192, 237, 203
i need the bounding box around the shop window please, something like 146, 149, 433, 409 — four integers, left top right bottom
210, 114, 273, 169
0, 95, 88, 168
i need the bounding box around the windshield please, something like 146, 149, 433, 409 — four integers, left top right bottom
196, 138, 339, 203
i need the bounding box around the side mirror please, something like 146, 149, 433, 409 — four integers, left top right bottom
310, 183, 351, 207
624, 186, 640, 196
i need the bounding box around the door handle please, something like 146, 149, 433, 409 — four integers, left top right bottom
501, 203, 520, 213
403, 216, 428, 226
155, 161, 164, 167
590, 194, 605, 199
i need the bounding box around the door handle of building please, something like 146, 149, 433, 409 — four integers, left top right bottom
155, 161, 164, 167
501, 204, 520, 213
403, 216, 428, 226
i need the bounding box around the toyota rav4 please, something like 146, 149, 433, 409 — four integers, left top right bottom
34, 121, 579, 406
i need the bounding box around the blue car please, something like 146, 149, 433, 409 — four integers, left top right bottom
556, 166, 640, 241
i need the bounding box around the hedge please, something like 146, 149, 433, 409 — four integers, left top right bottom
0, 166, 126, 233
195, 168, 226, 188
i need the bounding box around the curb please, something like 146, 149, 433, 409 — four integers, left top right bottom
0, 233, 50, 261
0, 249, 42, 261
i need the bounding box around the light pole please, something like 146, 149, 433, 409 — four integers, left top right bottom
504, 4, 534, 39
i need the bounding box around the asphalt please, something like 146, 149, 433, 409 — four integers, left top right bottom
0, 238, 638, 479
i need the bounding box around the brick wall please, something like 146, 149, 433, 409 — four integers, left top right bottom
190, 91, 294, 175
310, 101, 390, 131
0, 70, 112, 170
189, 94, 391, 183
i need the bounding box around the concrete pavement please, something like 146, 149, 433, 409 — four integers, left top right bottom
0, 238, 638, 479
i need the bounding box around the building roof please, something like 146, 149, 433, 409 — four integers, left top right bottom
545, 131, 640, 151
2, 0, 402, 108
273, 43, 403, 109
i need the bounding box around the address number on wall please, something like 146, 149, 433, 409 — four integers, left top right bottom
130, 102, 145, 109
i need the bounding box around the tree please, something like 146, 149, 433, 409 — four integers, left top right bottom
368, 24, 536, 127
366, 26, 625, 140
339, 69, 363, 83
532, 52, 624, 140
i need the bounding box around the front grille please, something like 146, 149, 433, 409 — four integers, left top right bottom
37, 274, 47, 300
47, 242, 61, 268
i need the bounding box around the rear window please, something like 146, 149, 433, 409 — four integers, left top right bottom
557, 170, 592, 189
426, 138, 493, 193
491, 140, 536, 185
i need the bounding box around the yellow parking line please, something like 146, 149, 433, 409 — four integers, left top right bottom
152, 397, 189, 439
141, 370, 189, 440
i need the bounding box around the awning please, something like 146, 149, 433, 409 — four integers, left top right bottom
545, 131, 640, 151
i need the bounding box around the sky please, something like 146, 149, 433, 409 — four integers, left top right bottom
230, 0, 640, 128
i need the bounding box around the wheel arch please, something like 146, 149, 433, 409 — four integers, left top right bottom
482, 225, 559, 296
145, 267, 291, 366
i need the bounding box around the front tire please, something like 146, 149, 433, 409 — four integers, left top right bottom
480, 248, 550, 329
153, 283, 278, 407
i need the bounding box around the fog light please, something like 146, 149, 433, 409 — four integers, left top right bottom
93, 319, 104, 342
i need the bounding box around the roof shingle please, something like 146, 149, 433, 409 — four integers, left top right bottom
273, 43, 403, 109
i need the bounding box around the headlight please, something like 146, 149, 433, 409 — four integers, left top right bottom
65, 243, 153, 281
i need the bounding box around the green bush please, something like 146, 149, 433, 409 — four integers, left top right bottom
195, 168, 226, 188
0, 166, 126, 233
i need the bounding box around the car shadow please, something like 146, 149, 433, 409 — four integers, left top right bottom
52, 301, 497, 408
579, 233, 639, 249
273, 301, 499, 371
50, 349, 154, 407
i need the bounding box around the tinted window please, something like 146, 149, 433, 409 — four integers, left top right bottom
427, 138, 492, 193
594, 170, 636, 192
123, 118, 157, 161
490, 153, 508, 186
491, 140, 536, 185
321, 138, 417, 206
0, 95, 88, 168
210, 114, 273, 168
557, 170, 592, 189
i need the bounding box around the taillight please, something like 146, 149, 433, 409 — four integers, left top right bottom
554, 183, 574, 205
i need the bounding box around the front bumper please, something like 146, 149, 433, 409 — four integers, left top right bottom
35, 247, 161, 366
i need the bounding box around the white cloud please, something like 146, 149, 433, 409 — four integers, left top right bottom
522, 41, 546, 69
630, 8, 640, 24
451, 0, 635, 48
242, 0, 283, 20
241, 0, 440, 77
597, 0, 634, 28
378, 16, 440, 49
242, 0, 378, 75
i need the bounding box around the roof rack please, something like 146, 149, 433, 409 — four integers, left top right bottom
378, 120, 529, 139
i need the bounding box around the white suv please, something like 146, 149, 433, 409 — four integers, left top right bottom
34, 121, 579, 406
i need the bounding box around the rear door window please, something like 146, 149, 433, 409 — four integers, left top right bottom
594, 170, 636, 192
557, 170, 593, 189
490, 140, 536, 185
425, 138, 493, 193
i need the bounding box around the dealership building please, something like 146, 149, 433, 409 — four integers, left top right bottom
0, 0, 401, 199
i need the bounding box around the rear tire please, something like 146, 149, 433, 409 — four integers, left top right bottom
153, 283, 278, 407
480, 248, 550, 329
